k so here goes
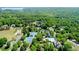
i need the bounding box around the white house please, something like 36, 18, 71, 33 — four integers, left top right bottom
29, 32, 37, 37
43, 38, 57, 43
43, 38, 59, 47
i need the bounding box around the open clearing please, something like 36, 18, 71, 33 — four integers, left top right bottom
0, 28, 16, 41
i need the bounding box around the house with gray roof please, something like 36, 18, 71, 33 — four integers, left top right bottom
25, 32, 37, 44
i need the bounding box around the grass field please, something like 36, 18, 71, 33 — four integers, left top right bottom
0, 28, 16, 41
72, 46, 79, 51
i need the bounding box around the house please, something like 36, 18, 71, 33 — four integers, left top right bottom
0, 25, 9, 30
35, 20, 43, 27
43, 38, 59, 47
25, 37, 34, 44
47, 38, 56, 42
43, 38, 56, 43
29, 32, 37, 37
11, 24, 15, 28
48, 27, 54, 31
25, 32, 37, 44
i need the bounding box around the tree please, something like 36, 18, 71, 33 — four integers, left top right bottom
67, 34, 74, 39
11, 44, 18, 51
36, 33, 43, 41
20, 41, 29, 51
41, 24, 47, 29
22, 26, 27, 35
56, 33, 67, 42
20, 35, 25, 41
20, 45, 26, 51
0, 38, 7, 47
48, 43, 54, 51
43, 42, 54, 51
50, 31, 54, 37
23, 41, 29, 48
73, 33, 79, 42
75, 37, 79, 42
36, 44, 42, 51
17, 40, 22, 47
30, 45, 37, 51
4, 41, 10, 49
28, 27, 32, 32
32, 38, 38, 45
27, 32, 30, 37
63, 41, 73, 51
0, 22, 3, 27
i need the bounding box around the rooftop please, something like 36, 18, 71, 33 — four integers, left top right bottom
25, 37, 34, 44
29, 32, 37, 37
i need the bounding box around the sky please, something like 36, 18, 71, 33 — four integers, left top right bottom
0, 0, 79, 7
1, 8, 23, 10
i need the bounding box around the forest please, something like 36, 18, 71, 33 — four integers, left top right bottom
0, 7, 79, 51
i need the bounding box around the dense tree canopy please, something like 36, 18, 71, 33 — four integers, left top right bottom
0, 38, 7, 47
0, 7, 79, 51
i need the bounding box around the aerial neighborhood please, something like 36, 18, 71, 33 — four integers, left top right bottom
0, 7, 79, 51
